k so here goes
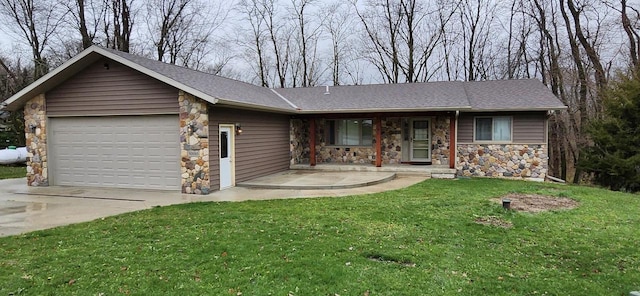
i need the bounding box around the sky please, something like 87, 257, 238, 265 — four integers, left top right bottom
0, 0, 638, 86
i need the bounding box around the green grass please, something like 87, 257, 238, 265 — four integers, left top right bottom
1, 179, 639, 295
0, 165, 26, 179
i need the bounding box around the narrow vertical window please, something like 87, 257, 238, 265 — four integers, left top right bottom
220, 131, 228, 158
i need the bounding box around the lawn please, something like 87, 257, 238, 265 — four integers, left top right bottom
0, 165, 26, 179
0, 179, 638, 295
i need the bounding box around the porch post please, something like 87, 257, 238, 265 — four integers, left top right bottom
449, 113, 456, 169
375, 115, 382, 167
310, 118, 316, 166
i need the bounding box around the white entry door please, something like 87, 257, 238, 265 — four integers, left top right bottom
410, 118, 431, 162
219, 125, 234, 189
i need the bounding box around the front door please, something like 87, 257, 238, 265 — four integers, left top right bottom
219, 125, 234, 189
410, 118, 431, 162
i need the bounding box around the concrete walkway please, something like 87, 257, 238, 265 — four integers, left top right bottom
0, 171, 428, 237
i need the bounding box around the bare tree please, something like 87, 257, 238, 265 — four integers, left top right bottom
457, 0, 498, 81
264, 0, 291, 88
352, 0, 402, 83
103, 0, 133, 52
290, 0, 321, 87
320, 2, 354, 85
237, 0, 274, 87
605, 0, 640, 69
352, 0, 455, 83
0, 0, 67, 78
565, 0, 608, 89
74, 0, 101, 49
145, 0, 227, 68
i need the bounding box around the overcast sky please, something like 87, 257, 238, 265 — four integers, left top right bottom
0, 0, 638, 86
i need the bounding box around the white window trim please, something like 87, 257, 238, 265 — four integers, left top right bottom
473, 116, 513, 143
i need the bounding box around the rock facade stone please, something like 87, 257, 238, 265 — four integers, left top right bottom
431, 116, 450, 165
179, 91, 210, 194
457, 144, 548, 179
24, 94, 48, 186
290, 118, 310, 165
289, 116, 451, 165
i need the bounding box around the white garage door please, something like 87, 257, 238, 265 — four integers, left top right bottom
49, 115, 180, 190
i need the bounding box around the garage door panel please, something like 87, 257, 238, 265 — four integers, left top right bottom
49, 116, 180, 190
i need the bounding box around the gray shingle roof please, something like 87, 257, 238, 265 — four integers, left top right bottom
103, 48, 565, 112
101, 48, 293, 111
3, 46, 566, 113
273, 82, 471, 112
463, 79, 566, 111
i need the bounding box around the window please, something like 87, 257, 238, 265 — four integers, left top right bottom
475, 117, 511, 141
220, 131, 229, 158
326, 119, 373, 146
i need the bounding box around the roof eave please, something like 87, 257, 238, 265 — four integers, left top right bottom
296, 106, 473, 114
215, 100, 297, 114
2, 45, 225, 110
465, 106, 568, 112
3, 48, 103, 111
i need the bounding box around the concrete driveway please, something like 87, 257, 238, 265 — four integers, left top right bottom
0, 172, 427, 237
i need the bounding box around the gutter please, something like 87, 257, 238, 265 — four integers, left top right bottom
296, 106, 474, 114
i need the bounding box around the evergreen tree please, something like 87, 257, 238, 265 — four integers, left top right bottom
581, 71, 640, 192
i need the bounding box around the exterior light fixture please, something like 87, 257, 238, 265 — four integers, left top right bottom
235, 123, 243, 135
187, 121, 197, 135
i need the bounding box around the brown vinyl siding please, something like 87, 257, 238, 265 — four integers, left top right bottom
457, 115, 474, 143
457, 112, 547, 144
46, 59, 178, 116
209, 106, 290, 189
513, 113, 547, 143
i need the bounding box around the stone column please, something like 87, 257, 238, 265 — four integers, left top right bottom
24, 94, 48, 186
179, 91, 210, 194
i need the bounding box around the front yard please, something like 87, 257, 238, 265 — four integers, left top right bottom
0, 178, 638, 295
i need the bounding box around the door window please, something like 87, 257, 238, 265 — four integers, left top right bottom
220, 131, 228, 158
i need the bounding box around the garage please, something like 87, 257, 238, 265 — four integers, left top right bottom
48, 115, 180, 190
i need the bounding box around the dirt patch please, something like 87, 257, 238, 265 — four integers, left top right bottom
474, 216, 513, 228
366, 254, 416, 267
495, 194, 579, 213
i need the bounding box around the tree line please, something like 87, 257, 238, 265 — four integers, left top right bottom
0, 0, 639, 187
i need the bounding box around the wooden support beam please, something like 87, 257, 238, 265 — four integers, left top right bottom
310, 119, 316, 166
449, 114, 456, 169
376, 116, 382, 167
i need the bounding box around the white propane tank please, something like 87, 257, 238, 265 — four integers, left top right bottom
0, 146, 28, 165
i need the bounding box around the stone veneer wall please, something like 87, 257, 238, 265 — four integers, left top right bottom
289, 116, 452, 165
24, 94, 48, 186
179, 91, 210, 194
290, 118, 310, 165
380, 118, 402, 164
431, 116, 450, 165
457, 144, 548, 179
